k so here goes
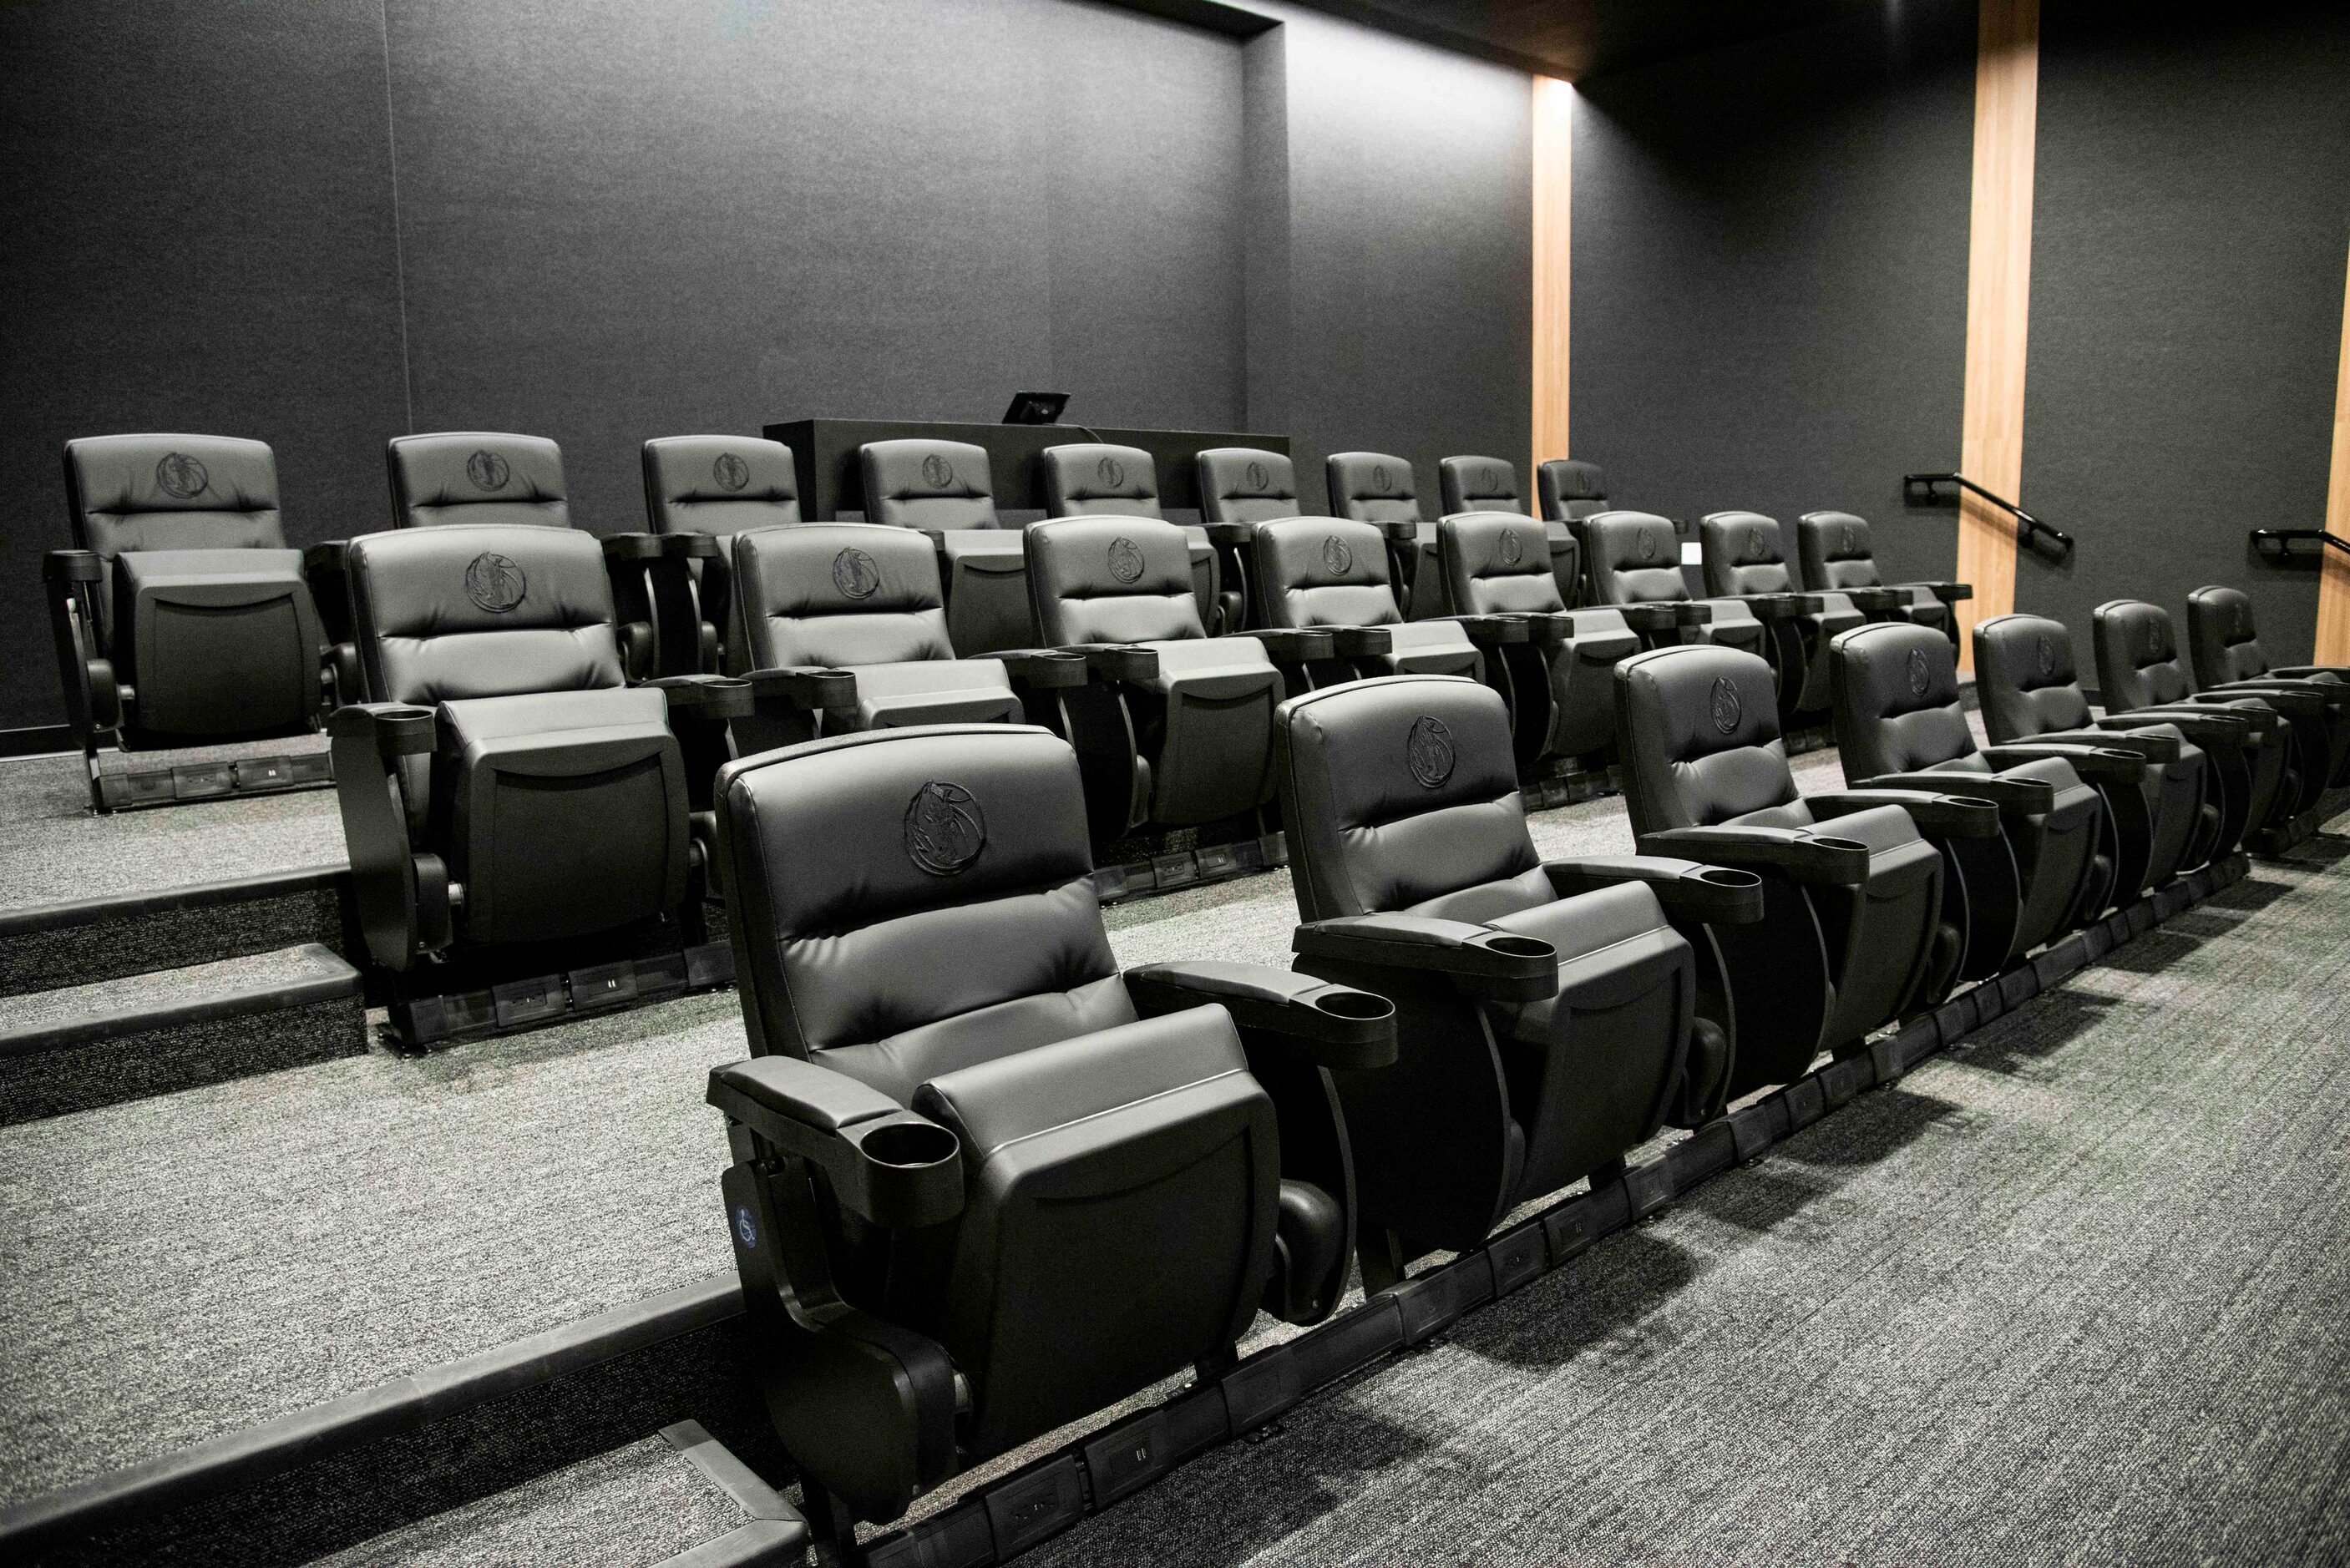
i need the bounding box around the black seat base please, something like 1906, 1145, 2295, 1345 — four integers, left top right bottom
1088, 819, 1289, 903
84, 743, 334, 813
377, 918, 732, 1049
2246, 786, 2350, 857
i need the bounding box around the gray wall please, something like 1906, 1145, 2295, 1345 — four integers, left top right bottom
1568, 0, 1978, 590
0, 0, 1533, 731
2017, 4, 2350, 660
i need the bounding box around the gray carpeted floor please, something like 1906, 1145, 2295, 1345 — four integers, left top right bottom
1027, 835, 2350, 1567
0, 746, 344, 910
0, 944, 351, 1037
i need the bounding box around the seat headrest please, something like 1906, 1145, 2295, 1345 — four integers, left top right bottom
1275, 675, 1531, 920
641, 436, 798, 535
1025, 517, 1203, 645
347, 523, 624, 704
1439, 455, 1520, 514
1196, 448, 1299, 525
734, 523, 945, 620
1699, 511, 1793, 598
1251, 518, 1399, 630
2187, 584, 2267, 683
860, 438, 998, 530
1611, 645, 1795, 834
1324, 452, 1420, 525
1795, 511, 1881, 591
1041, 443, 1160, 518
2092, 599, 2193, 709
63, 433, 284, 559
1973, 613, 2091, 738
1827, 620, 1977, 778
388, 432, 570, 529
1535, 458, 1606, 520
1585, 511, 1688, 604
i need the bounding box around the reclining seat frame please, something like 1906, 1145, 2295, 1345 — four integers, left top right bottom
703, 723, 1395, 1550
861, 438, 1037, 655
1039, 443, 1233, 637
1324, 451, 1431, 617
47, 434, 337, 811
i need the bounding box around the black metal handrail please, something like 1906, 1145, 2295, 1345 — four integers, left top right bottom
2250, 527, 2350, 561
1903, 472, 2074, 559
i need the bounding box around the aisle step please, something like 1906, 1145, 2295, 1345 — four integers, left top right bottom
0, 864, 349, 998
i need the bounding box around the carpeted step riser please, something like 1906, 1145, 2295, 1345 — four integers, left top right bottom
0, 996, 367, 1125
0, 888, 347, 999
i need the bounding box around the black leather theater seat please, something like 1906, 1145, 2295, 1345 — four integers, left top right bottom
1699, 510, 1864, 716
1277, 674, 1763, 1287
326, 524, 747, 975
47, 435, 332, 802
1435, 513, 1638, 776
1023, 517, 1289, 845
727, 522, 1033, 751
1831, 622, 2114, 966
1198, 447, 1301, 524
1583, 510, 1770, 665
1795, 510, 1968, 647
861, 438, 1036, 655
2185, 584, 2350, 792
1040, 442, 1231, 635
1249, 518, 1480, 691
1536, 458, 1609, 603
2093, 598, 2306, 837
1439, 454, 1578, 607
640, 434, 803, 676
1615, 645, 1978, 1086
1325, 450, 1431, 615
703, 723, 1394, 1543
1975, 613, 2224, 890
387, 432, 572, 529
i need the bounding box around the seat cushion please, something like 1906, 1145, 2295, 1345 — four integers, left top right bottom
1380, 619, 1480, 676
846, 658, 1019, 730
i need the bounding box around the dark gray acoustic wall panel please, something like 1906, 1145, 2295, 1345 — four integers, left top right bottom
1254, 2, 1532, 515
2018, 6, 2350, 661
384, 0, 1246, 534
0, 0, 409, 730
1568, 0, 1976, 588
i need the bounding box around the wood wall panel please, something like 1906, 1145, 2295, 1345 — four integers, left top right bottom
1955, 0, 2039, 671
2320, 246, 2350, 665
1532, 75, 1573, 473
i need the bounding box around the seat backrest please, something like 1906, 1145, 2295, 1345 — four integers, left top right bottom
1276, 674, 1544, 923
1973, 613, 2092, 740
641, 436, 800, 538
1438, 514, 1567, 616
1828, 621, 1980, 779
63, 434, 286, 647
1196, 448, 1299, 525
1439, 455, 1521, 515
715, 724, 1130, 1103
1536, 458, 1608, 522
734, 524, 956, 670
2187, 584, 2271, 684
1699, 512, 1797, 598
1795, 511, 1885, 592
2092, 599, 2196, 709
1613, 645, 1804, 836
1041, 443, 1161, 518
1324, 452, 1421, 526
861, 438, 1000, 530
1251, 518, 1401, 630
388, 433, 570, 529
1585, 511, 1689, 605
1025, 517, 1206, 646
347, 524, 625, 706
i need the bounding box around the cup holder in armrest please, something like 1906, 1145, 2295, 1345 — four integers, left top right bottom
1808, 836, 1868, 853
348, 703, 438, 758
839, 1114, 964, 1227
1312, 989, 1395, 1021
1479, 933, 1555, 960
856, 1119, 960, 1170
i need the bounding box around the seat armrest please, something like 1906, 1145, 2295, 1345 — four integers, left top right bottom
1203, 522, 1254, 549
1921, 582, 1973, 602
709, 1058, 965, 1229
1331, 625, 1394, 657
1806, 789, 2003, 837
1572, 628, 1643, 664
2202, 680, 2328, 716
994, 649, 1089, 688
1249, 628, 1336, 663
2043, 726, 2180, 763
1633, 825, 1871, 885
44, 548, 103, 586
1292, 913, 1557, 1004
1518, 613, 1575, 646
1741, 593, 1825, 619
660, 531, 723, 560
328, 701, 438, 758
1377, 520, 1421, 544
747, 666, 858, 709
1617, 602, 1704, 634
1979, 742, 2140, 786
2108, 707, 2251, 746
648, 673, 755, 721
600, 532, 666, 564
1075, 644, 1162, 684
1839, 586, 1904, 612
1127, 962, 1397, 1071
1855, 770, 2055, 812
1454, 615, 1531, 645
1542, 856, 1765, 924
44, 549, 118, 731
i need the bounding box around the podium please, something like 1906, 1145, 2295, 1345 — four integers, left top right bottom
761, 417, 1290, 518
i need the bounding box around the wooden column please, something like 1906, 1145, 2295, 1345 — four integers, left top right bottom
2317, 245, 2350, 665
1532, 77, 1573, 476
1955, 0, 2039, 672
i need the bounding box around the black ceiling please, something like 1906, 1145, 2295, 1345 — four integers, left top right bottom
1288, 0, 1881, 79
